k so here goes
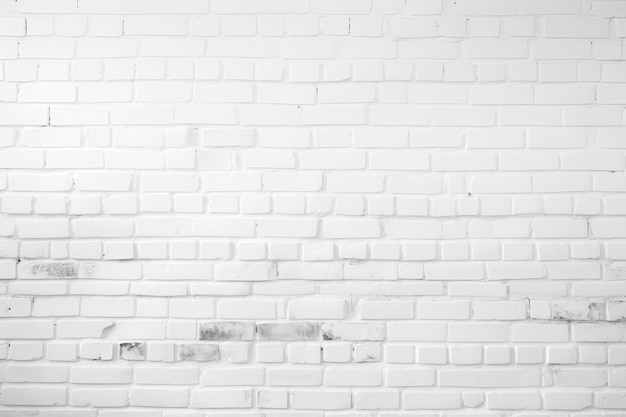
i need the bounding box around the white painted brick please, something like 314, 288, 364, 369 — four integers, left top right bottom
360, 300, 413, 319
474, 301, 527, 320
370, 105, 429, 126
7, 341, 43, 360
70, 388, 128, 407
257, 218, 318, 238
325, 367, 381, 387
129, 387, 189, 408
432, 153, 496, 171
424, 262, 484, 280
404, 391, 462, 410
535, 84, 595, 105
324, 218, 380, 238
512, 323, 569, 342
449, 323, 509, 342
190, 389, 252, 408
0, 320, 54, 339
417, 300, 470, 320
1, 386, 67, 406
440, 368, 540, 387
5, 364, 68, 382
200, 368, 264, 386
449, 282, 507, 297
193, 218, 255, 238
471, 175, 532, 194
545, 391, 593, 410
70, 365, 131, 384
302, 105, 367, 126
18, 219, 70, 239
289, 299, 345, 319
487, 392, 541, 410
0, 1, 623, 411
32, 297, 77, 317
218, 299, 276, 319
487, 262, 546, 280
388, 174, 443, 194
596, 390, 626, 409
291, 390, 351, 410
388, 322, 446, 342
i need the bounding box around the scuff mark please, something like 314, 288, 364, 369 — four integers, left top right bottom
119, 342, 145, 360
179, 343, 220, 362
30, 262, 77, 278
199, 322, 254, 341
81, 262, 98, 278
257, 322, 319, 341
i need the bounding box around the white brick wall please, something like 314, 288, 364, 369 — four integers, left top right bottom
0, 0, 625, 413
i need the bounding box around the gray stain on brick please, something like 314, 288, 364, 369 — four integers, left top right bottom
589, 302, 605, 320
199, 322, 254, 341
322, 328, 334, 340
552, 302, 605, 321
81, 262, 98, 278
179, 343, 220, 361
257, 322, 319, 341
30, 262, 77, 278
120, 342, 145, 360
321, 322, 386, 341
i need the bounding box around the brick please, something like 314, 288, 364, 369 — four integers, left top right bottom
18, 38, 73, 58
0, 105, 48, 126
324, 218, 379, 238
417, 300, 470, 320
0, 1, 622, 408
440, 368, 540, 387
322, 322, 384, 341
79, 0, 208, 13
531, 39, 591, 60
370, 105, 429, 125
1, 386, 67, 406
487, 392, 541, 410
129, 387, 189, 407
49, 106, 109, 126
289, 299, 346, 319
70, 388, 128, 407
190, 389, 252, 408
512, 323, 569, 342
404, 392, 462, 410
193, 219, 255, 237
200, 367, 264, 386
257, 322, 319, 341
5, 364, 68, 382
388, 323, 446, 342
217, 299, 276, 319
70, 366, 131, 384
543, 16, 608, 37
545, 391, 593, 410
257, 218, 318, 238
179, 344, 220, 362
360, 300, 414, 320
0, 17, 25, 36
203, 173, 261, 191
399, 40, 460, 59
449, 323, 509, 342
464, 39, 527, 58
0, 320, 54, 339
215, 262, 275, 281
199, 322, 254, 341
291, 390, 351, 410
18, 220, 70, 239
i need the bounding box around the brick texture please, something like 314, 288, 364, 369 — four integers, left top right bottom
0, 0, 625, 413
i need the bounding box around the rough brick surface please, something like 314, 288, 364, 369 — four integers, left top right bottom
1, 0, 625, 413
